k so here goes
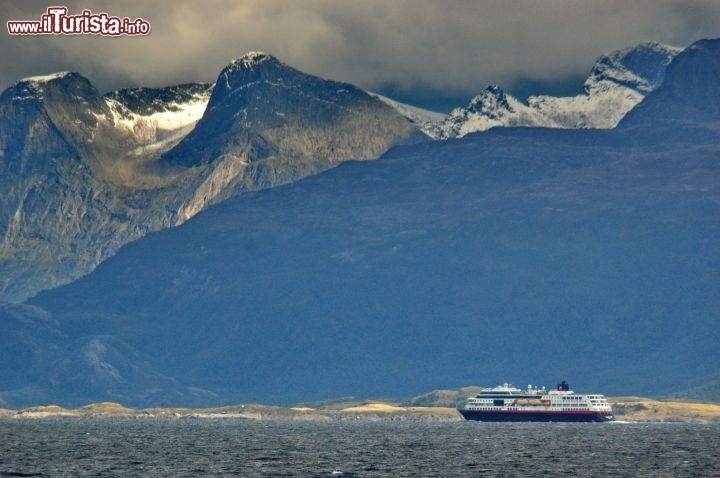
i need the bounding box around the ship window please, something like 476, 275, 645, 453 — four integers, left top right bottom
493, 400, 504, 406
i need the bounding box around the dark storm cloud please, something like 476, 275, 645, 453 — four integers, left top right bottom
2, 0, 720, 107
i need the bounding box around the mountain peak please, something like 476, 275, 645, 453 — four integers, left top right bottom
586, 41, 680, 94
2, 71, 100, 111
619, 37, 720, 128
437, 85, 548, 138
482, 84, 503, 94
18, 71, 75, 84
227, 51, 277, 70
467, 85, 511, 112
7, 72, 90, 100
162, 48, 422, 173
213, 52, 289, 98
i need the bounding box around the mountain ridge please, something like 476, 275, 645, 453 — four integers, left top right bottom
0, 53, 422, 302
0, 42, 685, 302
3, 38, 717, 408
433, 41, 681, 138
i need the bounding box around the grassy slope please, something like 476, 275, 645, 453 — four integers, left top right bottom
609, 397, 720, 422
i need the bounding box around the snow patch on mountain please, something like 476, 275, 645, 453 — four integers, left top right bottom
101, 84, 213, 157
105, 95, 208, 138
369, 93, 447, 139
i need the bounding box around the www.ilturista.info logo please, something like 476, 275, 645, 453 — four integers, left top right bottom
7, 6, 150, 36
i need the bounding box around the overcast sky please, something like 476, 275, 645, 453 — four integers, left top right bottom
2, 0, 720, 111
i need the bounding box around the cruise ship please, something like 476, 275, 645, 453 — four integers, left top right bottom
458, 381, 614, 422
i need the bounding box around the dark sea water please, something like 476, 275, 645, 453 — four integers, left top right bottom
1, 418, 719, 477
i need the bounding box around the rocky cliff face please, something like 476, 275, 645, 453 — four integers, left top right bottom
164, 52, 425, 222
0, 55, 422, 302
0, 73, 113, 300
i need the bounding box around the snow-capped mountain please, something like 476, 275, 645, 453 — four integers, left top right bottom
528, 41, 681, 129
0, 53, 423, 302
164, 52, 422, 168
437, 85, 552, 138
434, 42, 681, 138
0, 72, 214, 301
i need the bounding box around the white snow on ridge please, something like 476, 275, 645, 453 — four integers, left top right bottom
19, 71, 73, 83
12, 72, 75, 100
436, 79, 645, 139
